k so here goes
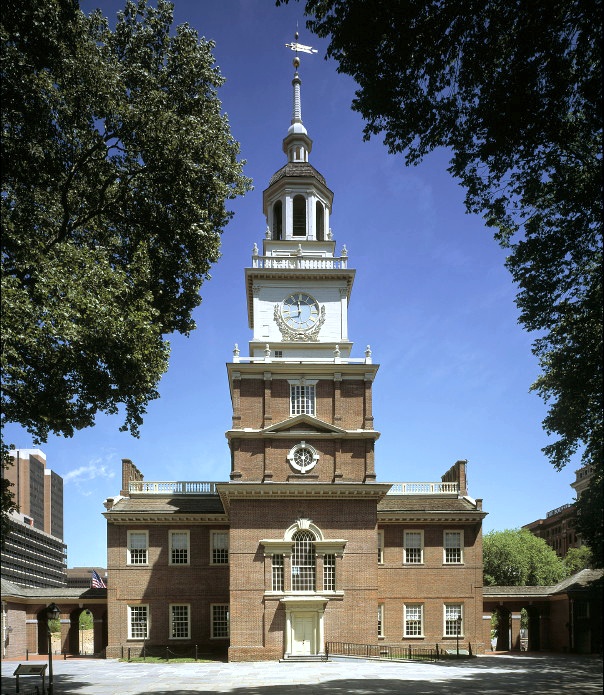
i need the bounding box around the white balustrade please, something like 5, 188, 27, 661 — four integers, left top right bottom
251, 255, 348, 270
386, 482, 459, 495
129, 481, 218, 494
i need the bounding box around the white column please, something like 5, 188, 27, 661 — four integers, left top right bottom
285, 192, 293, 240
284, 609, 292, 655
318, 610, 325, 654
340, 288, 348, 341
308, 195, 315, 240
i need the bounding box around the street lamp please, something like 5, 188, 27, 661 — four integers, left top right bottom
456, 614, 462, 657
46, 602, 60, 695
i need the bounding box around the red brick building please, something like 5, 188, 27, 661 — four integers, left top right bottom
102, 55, 487, 661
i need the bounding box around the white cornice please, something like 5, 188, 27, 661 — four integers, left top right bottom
102, 513, 228, 524
378, 511, 487, 523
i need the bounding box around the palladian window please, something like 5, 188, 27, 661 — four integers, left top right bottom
291, 530, 316, 590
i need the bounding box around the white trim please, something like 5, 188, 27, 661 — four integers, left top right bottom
127, 530, 149, 566
443, 530, 464, 564
127, 604, 149, 640
443, 603, 464, 638
403, 529, 424, 565
210, 530, 229, 565
377, 530, 384, 565
169, 603, 190, 640
210, 603, 230, 639
168, 529, 190, 566
403, 602, 424, 638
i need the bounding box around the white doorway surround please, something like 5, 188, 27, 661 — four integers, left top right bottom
282, 598, 327, 658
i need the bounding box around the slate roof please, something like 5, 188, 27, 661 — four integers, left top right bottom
1, 577, 106, 601
377, 496, 479, 513
268, 162, 329, 188
482, 569, 603, 599
106, 495, 226, 516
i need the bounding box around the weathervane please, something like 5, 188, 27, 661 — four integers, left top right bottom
285, 31, 318, 61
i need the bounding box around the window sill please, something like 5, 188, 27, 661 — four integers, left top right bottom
403, 635, 425, 639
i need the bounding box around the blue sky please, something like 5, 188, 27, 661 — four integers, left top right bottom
4, 0, 580, 569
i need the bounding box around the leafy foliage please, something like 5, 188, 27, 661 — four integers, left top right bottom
483, 529, 568, 586
1, 0, 251, 444
79, 610, 93, 630
282, 0, 603, 561
563, 544, 593, 574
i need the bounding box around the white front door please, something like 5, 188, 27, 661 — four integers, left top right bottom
292, 614, 315, 655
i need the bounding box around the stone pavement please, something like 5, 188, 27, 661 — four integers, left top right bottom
1, 653, 602, 695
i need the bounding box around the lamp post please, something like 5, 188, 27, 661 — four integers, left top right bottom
46, 602, 60, 695
456, 614, 462, 657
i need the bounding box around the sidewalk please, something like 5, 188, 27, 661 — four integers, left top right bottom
2, 652, 602, 694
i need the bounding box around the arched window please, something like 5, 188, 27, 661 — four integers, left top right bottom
292, 195, 306, 236
273, 201, 282, 240
316, 202, 324, 241
291, 530, 315, 590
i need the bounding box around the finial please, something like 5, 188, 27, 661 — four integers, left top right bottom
252, 243, 258, 256
233, 343, 240, 363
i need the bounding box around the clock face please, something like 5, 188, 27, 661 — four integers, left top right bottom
281, 293, 320, 331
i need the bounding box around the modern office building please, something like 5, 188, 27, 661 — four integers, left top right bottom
1, 449, 67, 587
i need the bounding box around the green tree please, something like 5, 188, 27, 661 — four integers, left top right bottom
564, 545, 593, 574
79, 610, 93, 630
483, 529, 568, 586
1, 0, 251, 448
282, 0, 603, 562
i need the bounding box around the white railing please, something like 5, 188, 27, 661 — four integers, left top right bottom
232, 356, 372, 364
129, 481, 220, 495
251, 255, 348, 270
386, 482, 459, 495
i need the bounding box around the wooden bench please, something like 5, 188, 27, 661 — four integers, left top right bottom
13, 664, 47, 694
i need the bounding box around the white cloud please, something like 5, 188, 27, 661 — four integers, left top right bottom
63, 459, 116, 485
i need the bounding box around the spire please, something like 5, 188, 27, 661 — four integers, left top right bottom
283, 32, 317, 162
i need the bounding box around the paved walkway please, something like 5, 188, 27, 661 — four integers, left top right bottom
1, 653, 602, 694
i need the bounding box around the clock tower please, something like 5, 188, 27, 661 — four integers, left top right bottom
220, 46, 390, 662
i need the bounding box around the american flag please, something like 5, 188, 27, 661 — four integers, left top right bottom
91, 569, 106, 588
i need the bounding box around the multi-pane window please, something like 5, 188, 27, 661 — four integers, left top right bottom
290, 384, 316, 416
211, 531, 229, 564
272, 554, 284, 591
377, 530, 384, 564
444, 604, 463, 637
170, 604, 190, 639
169, 531, 189, 565
404, 531, 423, 564
127, 531, 148, 565
404, 604, 423, 637
444, 531, 463, 564
291, 530, 316, 591
323, 554, 336, 591
378, 604, 385, 638
128, 605, 148, 639
211, 604, 229, 638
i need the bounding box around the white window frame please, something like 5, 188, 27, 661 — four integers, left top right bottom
378, 603, 385, 638
323, 554, 336, 591
403, 530, 424, 564
288, 379, 318, 416
211, 604, 230, 639
444, 604, 464, 637
377, 530, 384, 565
272, 554, 284, 592
404, 603, 424, 638
169, 604, 190, 639
169, 530, 190, 566
210, 530, 229, 565
128, 604, 149, 640
127, 531, 149, 566
443, 530, 464, 564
